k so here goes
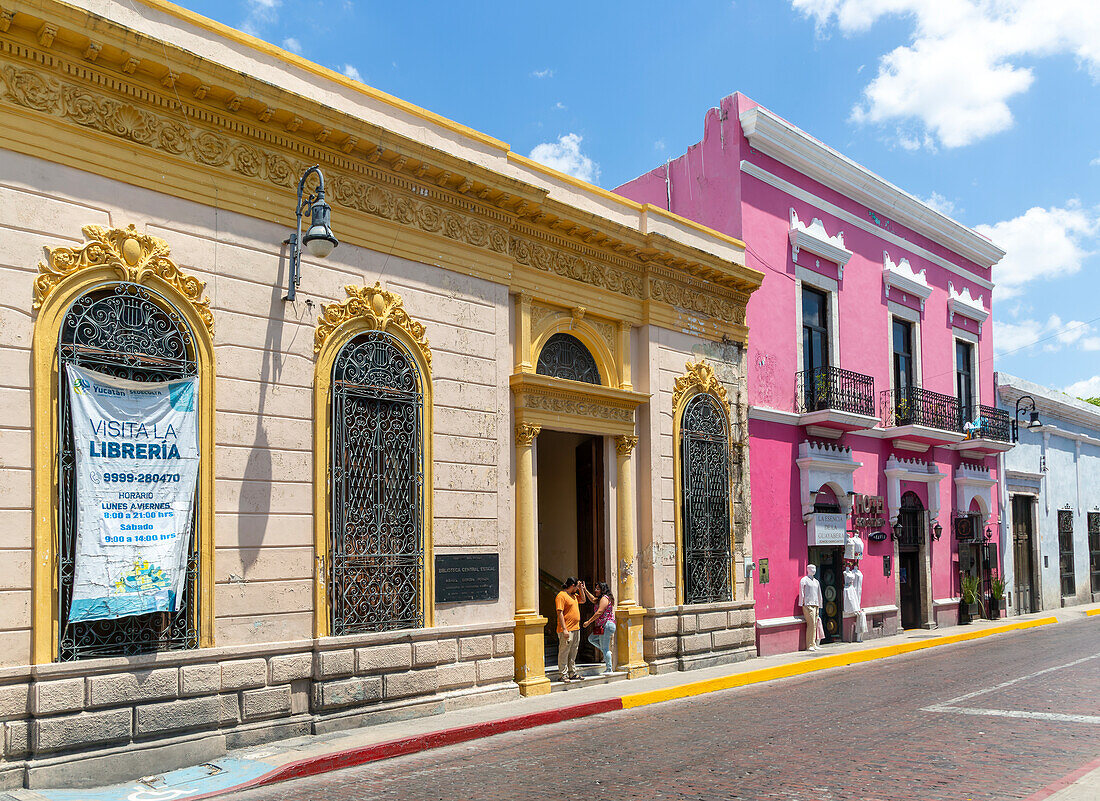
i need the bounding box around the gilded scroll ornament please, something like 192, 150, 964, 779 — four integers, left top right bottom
314, 282, 431, 369
615, 434, 638, 455
515, 422, 541, 447
672, 360, 731, 415
34, 224, 213, 332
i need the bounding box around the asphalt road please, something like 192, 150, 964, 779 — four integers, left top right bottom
228, 617, 1100, 801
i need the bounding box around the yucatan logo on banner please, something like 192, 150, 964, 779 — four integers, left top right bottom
65, 364, 200, 622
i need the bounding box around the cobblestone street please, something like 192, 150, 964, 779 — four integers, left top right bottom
226, 618, 1100, 801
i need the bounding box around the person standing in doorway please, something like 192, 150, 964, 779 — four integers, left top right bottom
582, 582, 616, 674
556, 577, 583, 681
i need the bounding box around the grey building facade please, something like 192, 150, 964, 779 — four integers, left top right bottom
997, 373, 1100, 614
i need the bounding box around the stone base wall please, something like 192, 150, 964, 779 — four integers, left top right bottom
0, 621, 515, 790
642, 600, 756, 675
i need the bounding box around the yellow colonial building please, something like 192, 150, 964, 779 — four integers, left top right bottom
0, 0, 761, 788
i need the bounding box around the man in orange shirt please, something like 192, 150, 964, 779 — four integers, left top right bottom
555, 577, 583, 682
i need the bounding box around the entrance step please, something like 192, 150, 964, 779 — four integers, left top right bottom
546, 665, 628, 692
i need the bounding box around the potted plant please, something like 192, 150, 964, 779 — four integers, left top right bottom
989, 572, 1007, 619
960, 574, 982, 624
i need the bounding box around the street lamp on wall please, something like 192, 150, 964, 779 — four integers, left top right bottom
1011, 394, 1041, 442
891, 520, 902, 541
285, 165, 339, 302
932, 521, 943, 541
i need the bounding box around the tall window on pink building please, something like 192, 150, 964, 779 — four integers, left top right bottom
892, 318, 914, 419
956, 340, 974, 426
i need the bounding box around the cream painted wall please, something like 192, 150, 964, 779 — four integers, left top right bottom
0, 150, 515, 665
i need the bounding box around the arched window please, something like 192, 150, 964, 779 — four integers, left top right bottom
536, 333, 601, 385
898, 491, 925, 546
329, 331, 424, 634
57, 283, 199, 660
680, 393, 732, 604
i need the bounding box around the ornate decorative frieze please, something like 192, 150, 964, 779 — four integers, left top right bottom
523, 392, 635, 424
649, 274, 745, 325
672, 361, 731, 415
314, 283, 431, 369
511, 235, 643, 299
34, 224, 213, 332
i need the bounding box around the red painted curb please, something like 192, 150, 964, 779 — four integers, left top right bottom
198, 696, 625, 798
1021, 754, 1100, 801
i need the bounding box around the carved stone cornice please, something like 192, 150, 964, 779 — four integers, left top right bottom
511, 372, 648, 437
510, 234, 644, 300
34, 223, 213, 332
314, 283, 431, 369
673, 361, 731, 416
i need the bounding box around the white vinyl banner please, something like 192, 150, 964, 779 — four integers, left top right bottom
65, 364, 200, 623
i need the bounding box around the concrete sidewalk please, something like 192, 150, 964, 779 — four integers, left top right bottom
6, 605, 1097, 801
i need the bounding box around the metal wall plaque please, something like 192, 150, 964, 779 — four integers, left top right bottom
853, 494, 886, 529
435, 553, 499, 604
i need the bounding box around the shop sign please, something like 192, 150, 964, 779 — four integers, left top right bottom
807, 512, 847, 546
435, 553, 499, 603
853, 494, 886, 529
954, 516, 977, 542
868, 531, 888, 542
66, 365, 200, 623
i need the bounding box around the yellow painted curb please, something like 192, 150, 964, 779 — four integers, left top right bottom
1086, 609, 1100, 617
620, 616, 1058, 710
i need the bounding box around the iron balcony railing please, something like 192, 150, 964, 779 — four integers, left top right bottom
797, 366, 876, 416
881, 386, 961, 432
961, 404, 1011, 442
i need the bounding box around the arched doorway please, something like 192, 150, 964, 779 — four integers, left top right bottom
57, 283, 200, 660
898, 491, 926, 629
329, 331, 425, 634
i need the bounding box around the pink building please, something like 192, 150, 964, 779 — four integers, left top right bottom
616, 93, 1010, 655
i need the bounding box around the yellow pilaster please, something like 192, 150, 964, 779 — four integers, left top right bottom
615, 434, 648, 679
516, 292, 534, 374
513, 422, 551, 696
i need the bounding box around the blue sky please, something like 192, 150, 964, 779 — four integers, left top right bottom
197, 0, 1100, 398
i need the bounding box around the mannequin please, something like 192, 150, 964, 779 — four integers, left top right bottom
844, 532, 864, 562
798, 564, 823, 651
843, 560, 866, 642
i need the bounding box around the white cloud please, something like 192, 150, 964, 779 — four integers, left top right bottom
975, 202, 1099, 299
241, 0, 279, 36
281, 37, 302, 54
528, 133, 600, 183
995, 314, 1098, 356
921, 191, 956, 216
342, 64, 364, 82
554, 101, 567, 110
654, 138, 666, 151
531, 68, 554, 79
792, 0, 1100, 148
1065, 375, 1100, 398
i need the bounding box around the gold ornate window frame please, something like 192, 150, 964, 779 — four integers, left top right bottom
30, 225, 216, 664
312, 283, 435, 637
671, 360, 736, 606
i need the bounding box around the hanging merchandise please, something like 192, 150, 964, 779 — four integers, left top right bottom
65, 364, 200, 622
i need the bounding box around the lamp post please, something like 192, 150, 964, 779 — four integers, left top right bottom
285, 165, 339, 301
1011, 394, 1040, 442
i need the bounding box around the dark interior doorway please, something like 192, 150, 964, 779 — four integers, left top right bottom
898, 492, 925, 630
536, 431, 608, 668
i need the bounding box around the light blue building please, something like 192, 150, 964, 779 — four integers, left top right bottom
997, 373, 1100, 614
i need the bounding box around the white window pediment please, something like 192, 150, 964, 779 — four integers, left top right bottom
883, 251, 933, 310
884, 456, 946, 522
955, 462, 995, 521
789, 209, 853, 277
947, 282, 989, 333
796, 440, 862, 518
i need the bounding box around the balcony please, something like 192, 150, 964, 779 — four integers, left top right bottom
880, 386, 967, 450
796, 367, 878, 436
942, 403, 1014, 456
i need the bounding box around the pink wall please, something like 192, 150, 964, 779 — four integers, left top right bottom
617, 92, 1004, 653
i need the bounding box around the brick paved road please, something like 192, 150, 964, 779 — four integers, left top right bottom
229, 618, 1100, 801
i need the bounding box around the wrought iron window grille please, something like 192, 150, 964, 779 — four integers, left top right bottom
680, 394, 733, 604
57, 283, 200, 661
535, 333, 601, 385
796, 366, 875, 416
329, 331, 424, 635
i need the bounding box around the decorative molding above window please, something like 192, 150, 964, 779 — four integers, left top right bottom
795, 440, 861, 518
883, 251, 932, 310
884, 456, 945, 523
947, 282, 988, 332
789, 209, 853, 277
955, 462, 995, 522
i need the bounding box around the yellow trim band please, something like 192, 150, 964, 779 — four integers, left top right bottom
620, 617, 1058, 709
